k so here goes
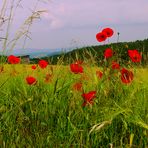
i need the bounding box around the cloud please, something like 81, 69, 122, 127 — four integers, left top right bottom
42, 12, 63, 29
44, 0, 148, 28
49, 17, 63, 29
6, 0, 148, 30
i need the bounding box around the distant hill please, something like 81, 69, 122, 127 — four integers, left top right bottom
31, 39, 148, 65
0, 48, 64, 59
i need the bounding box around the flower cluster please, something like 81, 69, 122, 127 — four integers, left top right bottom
69, 27, 142, 107
6, 26, 142, 109
96, 28, 114, 42
7, 56, 50, 85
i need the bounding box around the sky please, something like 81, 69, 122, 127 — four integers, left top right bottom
1, 0, 148, 51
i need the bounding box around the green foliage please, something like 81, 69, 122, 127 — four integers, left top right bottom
0, 64, 148, 147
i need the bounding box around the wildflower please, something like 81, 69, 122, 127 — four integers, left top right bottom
112, 61, 120, 70
96, 70, 103, 79
26, 76, 37, 85
128, 50, 142, 62
70, 63, 83, 74
38, 60, 48, 69
104, 48, 113, 59
121, 68, 134, 84
31, 65, 37, 70
102, 28, 114, 37
7, 55, 20, 64
73, 82, 83, 91
82, 91, 96, 107
96, 32, 107, 42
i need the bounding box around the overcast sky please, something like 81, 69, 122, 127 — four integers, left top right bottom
1, 0, 148, 50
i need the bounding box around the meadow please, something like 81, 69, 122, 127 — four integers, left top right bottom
0, 1, 148, 146
0, 47, 148, 147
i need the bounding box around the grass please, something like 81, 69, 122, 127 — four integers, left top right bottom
0, 62, 148, 147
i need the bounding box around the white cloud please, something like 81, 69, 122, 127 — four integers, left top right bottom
49, 15, 63, 29
45, 0, 148, 28
42, 12, 64, 29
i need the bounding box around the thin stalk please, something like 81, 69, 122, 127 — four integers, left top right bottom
2, 0, 15, 52
22, 0, 40, 49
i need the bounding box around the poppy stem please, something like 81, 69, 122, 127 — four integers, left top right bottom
117, 32, 120, 43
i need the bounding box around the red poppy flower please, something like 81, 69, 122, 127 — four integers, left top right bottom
102, 28, 114, 37
31, 65, 37, 70
104, 48, 113, 59
38, 60, 48, 69
73, 82, 83, 91
121, 68, 134, 84
82, 91, 96, 107
70, 63, 83, 74
7, 55, 20, 64
96, 70, 103, 79
26, 76, 37, 85
96, 32, 107, 42
128, 50, 142, 62
112, 61, 120, 70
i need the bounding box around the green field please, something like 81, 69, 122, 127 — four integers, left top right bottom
1, 0, 148, 147
0, 63, 148, 147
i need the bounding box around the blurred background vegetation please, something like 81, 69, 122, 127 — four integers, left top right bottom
30, 39, 148, 66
